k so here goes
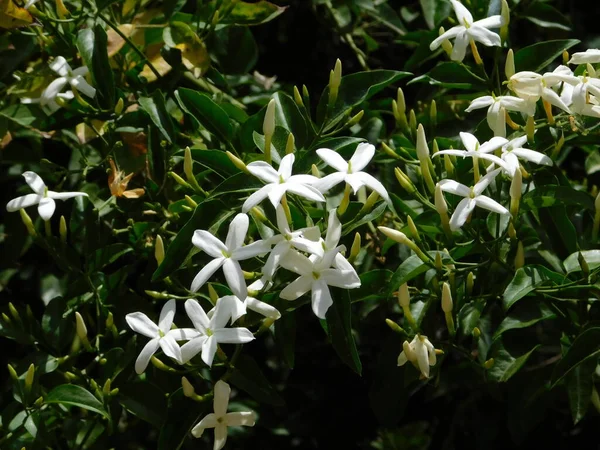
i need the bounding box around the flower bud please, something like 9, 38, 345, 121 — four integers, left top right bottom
401, 340, 416, 362
378, 226, 409, 245
466, 272, 474, 296
472, 326, 481, 339
311, 164, 321, 178
328, 58, 342, 107
115, 97, 124, 115
385, 318, 406, 335
441, 282, 453, 313
396, 88, 406, 115
75, 312, 87, 341
8, 302, 19, 322
435, 184, 448, 215
432, 139, 440, 156
293, 86, 304, 107
408, 109, 417, 137
484, 358, 495, 369
381, 142, 399, 159
182, 376, 196, 397
416, 124, 429, 162
208, 283, 219, 305
185, 195, 198, 208
226, 151, 248, 173
398, 283, 410, 308
169, 171, 191, 189
435, 252, 443, 272
444, 154, 455, 177
8, 364, 18, 381
578, 252, 590, 277
514, 241, 525, 270
250, 206, 267, 222
526, 115, 535, 143
362, 190, 379, 213
347, 110, 364, 127
407, 215, 420, 243
25, 364, 35, 392
430, 100, 437, 130
285, 133, 295, 155
302, 85, 311, 109
2, 313, 11, 324
145, 290, 171, 299
500, 0, 510, 41
508, 222, 517, 240
103, 379, 111, 395
184, 146, 194, 181
263, 99, 276, 138
349, 232, 361, 263
55, 0, 69, 18
155, 235, 165, 266
562, 50, 570, 65
59, 215, 67, 244
505, 49, 515, 80
19, 209, 36, 236
394, 167, 415, 193
438, 27, 453, 56
510, 167, 522, 218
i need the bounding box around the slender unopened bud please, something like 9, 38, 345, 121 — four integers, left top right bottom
444, 154, 455, 178
263, 99, 276, 163
8, 364, 18, 381
508, 223, 517, 240
155, 235, 165, 266
526, 115, 535, 143
514, 241, 525, 269
417, 124, 435, 193
115, 97, 124, 115
19, 209, 36, 236
398, 283, 410, 308
593, 191, 600, 241
500, 0, 510, 42
302, 85, 311, 109
75, 312, 92, 350
8, 302, 19, 322
396, 88, 406, 115
185, 195, 198, 208
347, 110, 364, 127
250, 206, 267, 222
441, 282, 453, 313
145, 290, 171, 299
182, 376, 196, 397
432, 139, 440, 156
381, 142, 399, 159
328, 59, 342, 107
408, 109, 417, 137
588, 63, 597, 78
562, 50, 570, 65
579, 252, 590, 277
385, 318, 406, 335
438, 27, 453, 56
311, 164, 320, 178
349, 232, 361, 263
435, 184, 452, 238
184, 147, 194, 181
505, 49, 515, 80
2, 313, 11, 324
394, 167, 415, 193
106, 311, 114, 329
402, 340, 416, 361
285, 133, 295, 155
466, 272, 474, 296
510, 167, 522, 218
103, 378, 111, 395
484, 358, 495, 369
435, 252, 443, 272
473, 326, 481, 339
208, 283, 219, 305
379, 226, 429, 264
430, 100, 437, 130
361, 190, 379, 213
25, 364, 35, 392
169, 171, 191, 188
59, 215, 67, 244
407, 215, 420, 243
293, 86, 304, 107
226, 151, 247, 173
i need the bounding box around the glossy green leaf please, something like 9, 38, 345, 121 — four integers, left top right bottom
502, 265, 564, 310
326, 289, 362, 375
343, 201, 388, 235
45, 385, 109, 418
585, 151, 600, 175
521, 185, 594, 211
229, 355, 285, 406
487, 342, 540, 382
220, 1, 287, 26
272, 91, 309, 147
139, 91, 176, 143
551, 327, 600, 387
77, 26, 115, 108
565, 360, 595, 425
187, 148, 241, 178
176, 88, 233, 143
493, 302, 556, 340
209, 26, 258, 74
514, 39, 580, 72
409, 61, 486, 90
419, 0, 436, 29
523, 2, 571, 31
457, 300, 485, 338
152, 199, 224, 281
564, 250, 600, 273
538, 206, 578, 258
388, 251, 450, 297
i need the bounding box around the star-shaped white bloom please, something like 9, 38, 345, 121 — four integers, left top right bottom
429, 0, 504, 62
397, 334, 437, 378
313, 143, 390, 202
207, 291, 281, 325
6, 171, 88, 221
437, 168, 509, 231
494, 135, 553, 176
125, 300, 183, 374
191, 380, 256, 450
262, 204, 322, 280
22, 57, 96, 115
570, 76, 600, 118
279, 248, 360, 319
569, 49, 600, 65
433, 132, 509, 171
465, 95, 536, 137
177, 298, 255, 366
191, 213, 270, 298
508, 70, 574, 113
242, 153, 324, 212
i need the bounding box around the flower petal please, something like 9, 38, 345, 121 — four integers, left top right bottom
180, 336, 207, 363
351, 172, 390, 202
192, 230, 227, 257
49, 56, 70, 76
159, 334, 182, 363
41, 77, 69, 104
468, 25, 501, 47
285, 182, 326, 203
191, 413, 217, 438
325, 208, 342, 250
312, 172, 346, 194
465, 95, 494, 112
190, 257, 225, 293
231, 239, 271, 260
316, 148, 348, 172
201, 335, 218, 367
487, 102, 506, 137
415, 339, 430, 378
167, 327, 201, 341
349, 143, 375, 172
430, 25, 463, 50
23, 171, 46, 194
321, 268, 361, 289
262, 241, 289, 279
37, 197, 56, 221
451, 0, 473, 24
450, 31, 469, 62
225, 411, 256, 427
242, 184, 272, 213
158, 299, 176, 333
126, 312, 159, 338
478, 137, 508, 154
459, 132, 479, 152
279, 249, 313, 275
247, 161, 278, 183
6, 194, 41, 212
449, 198, 476, 231
512, 148, 553, 166
70, 76, 96, 98
474, 15, 503, 29
311, 279, 333, 319
280, 275, 312, 300
245, 296, 281, 319
541, 86, 571, 113
278, 153, 295, 180
437, 179, 471, 197
48, 191, 88, 200
267, 183, 288, 208
223, 258, 247, 299
185, 299, 210, 333
226, 213, 249, 250
214, 424, 228, 450
135, 338, 160, 374
474, 167, 502, 195
474, 195, 509, 215
213, 380, 231, 417
213, 327, 255, 344
217, 295, 247, 324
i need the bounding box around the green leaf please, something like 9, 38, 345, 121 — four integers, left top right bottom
209, 26, 258, 74
157, 389, 210, 450
514, 39, 580, 72
220, 1, 287, 25
77, 26, 116, 108
565, 360, 594, 425
176, 88, 233, 144
585, 151, 600, 175
229, 355, 285, 406
0, 104, 45, 128
139, 91, 176, 143
351, 269, 392, 304
523, 2, 571, 31
521, 185, 595, 211
388, 251, 450, 297
409, 62, 486, 90
502, 265, 564, 310
419, 0, 436, 29
87, 243, 132, 273
487, 342, 540, 382
272, 92, 309, 147
187, 148, 241, 178
564, 250, 600, 273
551, 327, 600, 387
326, 289, 362, 375
152, 199, 224, 281
538, 206, 578, 259
342, 201, 388, 235
360, 2, 406, 35
45, 385, 109, 418
493, 302, 556, 340
318, 70, 411, 131
457, 300, 485, 338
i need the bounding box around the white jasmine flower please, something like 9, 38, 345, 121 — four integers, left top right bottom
496, 135, 553, 176
569, 49, 600, 65
6, 171, 88, 221
207, 292, 281, 324
279, 248, 360, 319
465, 95, 536, 137
313, 143, 390, 202
191, 213, 270, 298
570, 76, 600, 118
177, 298, 255, 366
508, 70, 574, 113
437, 168, 509, 231
22, 56, 96, 114
242, 153, 324, 212
262, 204, 322, 280
191, 380, 256, 450
397, 334, 437, 378
429, 0, 504, 62
125, 300, 183, 374
434, 132, 509, 171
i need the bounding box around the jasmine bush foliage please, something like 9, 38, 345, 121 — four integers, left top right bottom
1, 0, 600, 448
